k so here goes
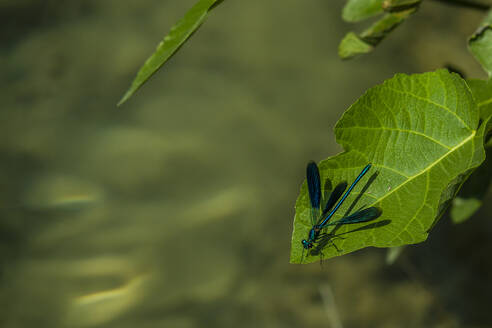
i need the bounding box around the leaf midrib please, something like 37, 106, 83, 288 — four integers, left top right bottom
368, 131, 476, 208
301, 131, 475, 232
338, 125, 452, 150
335, 131, 476, 250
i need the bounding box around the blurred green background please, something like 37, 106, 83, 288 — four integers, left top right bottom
1, 1, 492, 327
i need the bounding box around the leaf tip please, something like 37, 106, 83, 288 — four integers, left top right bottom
117, 87, 136, 107
338, 32, 373, 60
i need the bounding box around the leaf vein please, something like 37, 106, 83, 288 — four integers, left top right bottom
386, 86, 471, 131
478, 97, 492, 107
369, 131, 475, 211
338, 125, 451, 150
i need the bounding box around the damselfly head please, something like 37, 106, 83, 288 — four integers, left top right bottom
301, 239, 313, 249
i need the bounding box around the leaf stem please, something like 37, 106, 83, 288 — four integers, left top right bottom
430, 0, 490, 11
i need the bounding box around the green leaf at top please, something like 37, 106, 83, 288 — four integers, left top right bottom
118, 0, 223, 106
342, 0, 385, 22
339, 8, 417, 59
469, 25, 492, 77
290, 70, 487, 264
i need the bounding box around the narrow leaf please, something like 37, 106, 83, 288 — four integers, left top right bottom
118, 0, 223, 106
291, 70, 487, 264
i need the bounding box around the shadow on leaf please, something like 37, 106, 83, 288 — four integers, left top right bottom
310, 219, 391, 257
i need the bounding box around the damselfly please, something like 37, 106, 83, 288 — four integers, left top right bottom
301, 162, 380, 250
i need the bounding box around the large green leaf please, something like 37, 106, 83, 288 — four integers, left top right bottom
118, 0, 223, 106
469, 25, 492, 77
449, 78, 492, 223
291, 70, 488, 264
